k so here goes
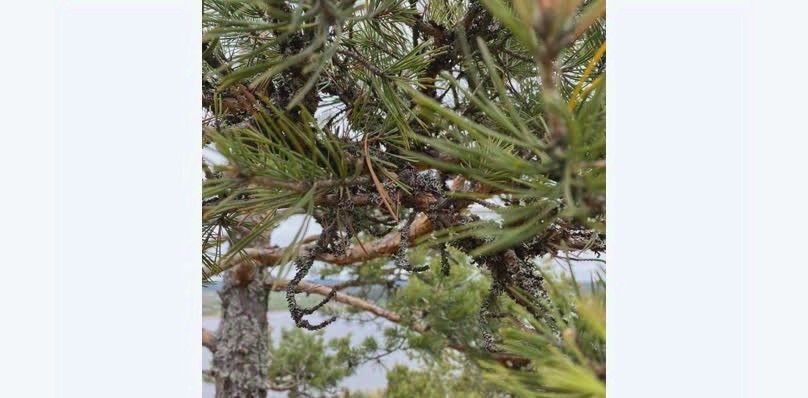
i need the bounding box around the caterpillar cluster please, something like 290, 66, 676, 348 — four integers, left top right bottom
285, 223, 338, 330
477, 250, 555, 351
439, 243, 450, 276
393, 211, 429, 273
478, 277, 506, 352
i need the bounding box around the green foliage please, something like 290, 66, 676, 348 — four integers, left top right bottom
390, 246, 490, 352
385, 362, 493, 398
267, 326, 393, 396
267, 328, 355, 395
479, 271, 606, 398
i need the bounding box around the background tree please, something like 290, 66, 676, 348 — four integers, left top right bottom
201, 0, 605, 396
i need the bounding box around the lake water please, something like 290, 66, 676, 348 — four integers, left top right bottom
202, 312, 416, 397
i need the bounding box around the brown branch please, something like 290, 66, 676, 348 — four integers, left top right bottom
239, 212, 434, 270
338, 49, 388, 79
330, 276, 393, 291
300, 234, 321, 245
211, 208, 602, 278
202, 328, 217, 353
502, 47, 534, 63
268, 277, 418, 329
246, 174, 371, 194
413, 18, 446, 42
266, 277, 528, 366
236, 172, 446, 208
556, 255, 606, 264
245, 176, 312, 192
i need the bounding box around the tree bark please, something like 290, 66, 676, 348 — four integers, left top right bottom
211, 265, 269, 398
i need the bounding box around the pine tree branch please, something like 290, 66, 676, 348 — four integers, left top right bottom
202, 328, 217, 353
268, 277, 412, 328
205, 174, 476, 278
246, 174, 371, 193
330, 276, 394, 291
234, 212, 435, 270
209, 210, 603, 277
265, 277, 529, 366
338, 49, 389, 79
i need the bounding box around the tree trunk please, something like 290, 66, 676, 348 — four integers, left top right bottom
212, 265, 269, 398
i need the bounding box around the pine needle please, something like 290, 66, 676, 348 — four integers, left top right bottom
364, 133, 399, 221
